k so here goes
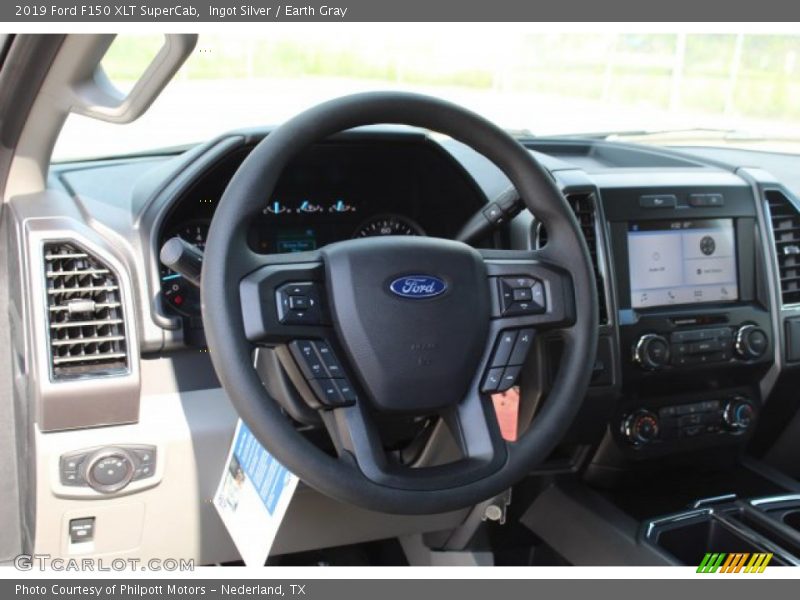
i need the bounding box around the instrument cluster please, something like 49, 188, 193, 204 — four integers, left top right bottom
157, 138, 487, 318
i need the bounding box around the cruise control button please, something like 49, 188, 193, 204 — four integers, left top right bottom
308, 379, 346, 407
482, 368, 504, 393
498, 365, 522, 391
334, 379, 358, 404
508, 329, 535, 366
490, 331, 518, 367
289, 340, 326, 379
314, 341, 345, 378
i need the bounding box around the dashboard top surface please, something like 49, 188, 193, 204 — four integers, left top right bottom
39, 129, 797, 346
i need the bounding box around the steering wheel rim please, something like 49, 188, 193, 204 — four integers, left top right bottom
202, 91, 598, 514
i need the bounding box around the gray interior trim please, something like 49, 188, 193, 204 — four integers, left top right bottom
521, 482, 670, 566
0, 208, 24, 561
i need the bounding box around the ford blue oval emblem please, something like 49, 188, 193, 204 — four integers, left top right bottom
389, 275, 447, 299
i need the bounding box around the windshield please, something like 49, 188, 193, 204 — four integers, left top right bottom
53, 27, 800, 161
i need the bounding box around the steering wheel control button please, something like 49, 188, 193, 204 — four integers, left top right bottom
290, 340, 327, 378
498, 365, 522, 392
309, 379, 351, 407
508, 329, 535, 366
334, 380, 358, 403
513, 288, 533, 302
314, 341, 345, 378
288, 295, 310, 310
498, 277, 546, 316
490, 331, 518, 367
482, 368, 504, 393
276, 282, 323, 325
287, 339, 356, 407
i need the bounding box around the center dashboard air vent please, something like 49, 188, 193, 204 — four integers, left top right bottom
535, 193, 608, 324
43, 242, 129, 380
765, 190, 800, 305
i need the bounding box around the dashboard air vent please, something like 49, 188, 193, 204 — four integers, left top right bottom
766, 190, 800, 305
535, 193, 608, 324
43, 242, 128, 380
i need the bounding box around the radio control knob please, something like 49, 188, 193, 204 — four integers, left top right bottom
622, 410, 660, 445
634, 334, 670, 370
735, 325, 768, 360
723, 397, 756, 431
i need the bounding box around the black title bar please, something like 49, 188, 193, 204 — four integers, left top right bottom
4, 0, 800, 22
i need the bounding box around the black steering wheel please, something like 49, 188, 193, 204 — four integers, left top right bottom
202, 92, 597, 514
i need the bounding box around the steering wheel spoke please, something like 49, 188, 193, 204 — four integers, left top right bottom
320, 390, 508, 492
239, 257, 332, 344
480, 248, 576, 331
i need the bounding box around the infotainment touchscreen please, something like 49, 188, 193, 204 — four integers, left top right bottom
628, 219, 738, 309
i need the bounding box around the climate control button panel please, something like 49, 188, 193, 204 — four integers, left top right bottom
621, 396, 757, 447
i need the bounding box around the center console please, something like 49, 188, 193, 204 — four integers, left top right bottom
644, 494, 800, 567
600, 181, 775, 458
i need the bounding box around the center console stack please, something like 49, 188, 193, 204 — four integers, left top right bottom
601, 183, 774, 458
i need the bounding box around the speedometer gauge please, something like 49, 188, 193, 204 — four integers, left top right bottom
352, 214, 425, 238
160, 219, 209, 317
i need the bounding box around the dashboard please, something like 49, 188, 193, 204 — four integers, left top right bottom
39, 127, 800, 472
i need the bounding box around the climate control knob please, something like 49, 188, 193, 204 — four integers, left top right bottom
622, 410, 660, 445
634, 334, 671, 370
723, 397, 756, 431
735, 325, 768, 360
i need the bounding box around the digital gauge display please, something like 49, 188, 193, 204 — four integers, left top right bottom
352, 214, 425, 238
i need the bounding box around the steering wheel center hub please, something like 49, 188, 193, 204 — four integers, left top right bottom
322, 236, 490, 413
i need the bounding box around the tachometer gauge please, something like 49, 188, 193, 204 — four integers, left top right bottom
159, 220, 209, 317
352, 214, 425, 238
